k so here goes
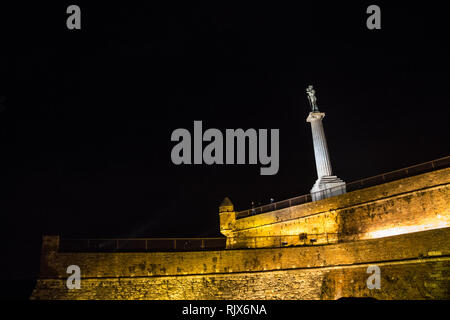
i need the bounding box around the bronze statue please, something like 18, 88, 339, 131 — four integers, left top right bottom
306, 85, 319, 112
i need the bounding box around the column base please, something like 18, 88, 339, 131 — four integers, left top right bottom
310, 176, 346, 201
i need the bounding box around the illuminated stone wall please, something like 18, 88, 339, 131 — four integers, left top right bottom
31, 228, 450, 299
31, 167, 450, 300
223, 168, 450, 248
31, 259, 450, 300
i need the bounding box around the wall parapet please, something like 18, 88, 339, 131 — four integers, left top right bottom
221, 167, 450, 248
235, 156, 450, 219
36, 227, 450, 279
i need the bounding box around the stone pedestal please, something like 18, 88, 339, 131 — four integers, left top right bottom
307, 112, 346, 201
310, 175, 346, 201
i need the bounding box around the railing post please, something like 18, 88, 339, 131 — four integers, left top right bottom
174, 239, 176, 250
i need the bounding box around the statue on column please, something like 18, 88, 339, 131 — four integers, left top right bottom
306, 85, 319, 112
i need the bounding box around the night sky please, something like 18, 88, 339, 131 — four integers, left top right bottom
1, 3, 449, 298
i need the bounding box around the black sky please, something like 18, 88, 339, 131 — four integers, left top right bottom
0, 2, 449, 295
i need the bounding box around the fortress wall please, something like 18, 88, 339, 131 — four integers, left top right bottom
31, 228, 450, 299
224, 168, 450, 248
31, 168, 450, 300
338, 185, 449, 241
37, 228, 450, 279
32, 256, 450, 300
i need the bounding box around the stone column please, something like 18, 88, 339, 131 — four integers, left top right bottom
307, 112, 346, 201
307, 112, 332, 177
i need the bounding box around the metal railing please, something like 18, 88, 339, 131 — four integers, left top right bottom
59, 233, 338, 252
57, 156, 449, 252
59, 237, 227, 252
236, 156, 450, 219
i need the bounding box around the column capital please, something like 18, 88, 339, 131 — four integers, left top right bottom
307, 112, 325, 122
